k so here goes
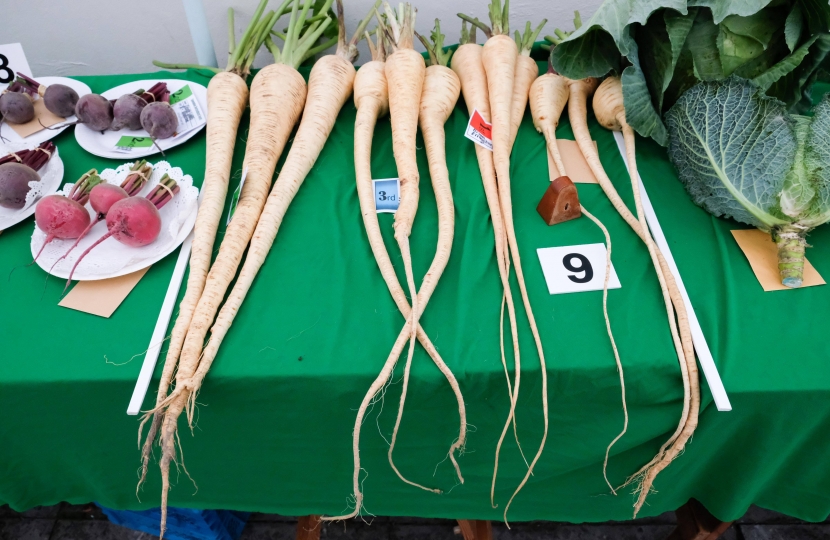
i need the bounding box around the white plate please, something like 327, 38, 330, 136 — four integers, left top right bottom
31, 161, 199, 281
74, 79, 208, 159
0, 77, 92, 144
0, 143, 64, 231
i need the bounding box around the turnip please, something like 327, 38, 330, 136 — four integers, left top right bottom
29, 170, 103, 264
65, 174, 179, 287
0, 91, 35, 124
0, 163, 39, 209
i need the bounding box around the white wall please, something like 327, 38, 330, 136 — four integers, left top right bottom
1, 0, 601, 76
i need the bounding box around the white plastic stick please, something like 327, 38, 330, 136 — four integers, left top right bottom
181, 0, 219, 68
613, 132, 731, 412
127, 232, 194, 415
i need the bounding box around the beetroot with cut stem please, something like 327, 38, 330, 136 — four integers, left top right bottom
43, 84, 80, 117
111, 93, 147, 131
50, 160, 151, 270
140, 102, 177, 137
65, 175, 179, 287
0, 162, 40, 209
74, 94, 113, 132
0, 92, 35, 124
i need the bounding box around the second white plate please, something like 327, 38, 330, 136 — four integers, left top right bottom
74, 79, 208, 159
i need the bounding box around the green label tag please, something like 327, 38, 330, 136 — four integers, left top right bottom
226, 167, 248, 225
168, 84, 192, 105
114, 136, 154, 151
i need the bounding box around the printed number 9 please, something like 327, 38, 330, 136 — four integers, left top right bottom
563, 253, 593, 283
0, 55, 13, 84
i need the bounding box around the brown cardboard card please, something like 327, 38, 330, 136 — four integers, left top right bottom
10, 97, 65, 139
547, 139, 598, 184
731, 229, 825, 291
59, 267, 150, 318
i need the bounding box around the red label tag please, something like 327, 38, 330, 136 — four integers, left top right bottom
465, 109, 493, 151
471, 110, 492, 137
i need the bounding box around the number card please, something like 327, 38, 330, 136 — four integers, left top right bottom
114, 136, 154, 153
464, 109, 493, 151
537, 243, 621, 295
0, 43, 32, 91
373, 178, 400, 213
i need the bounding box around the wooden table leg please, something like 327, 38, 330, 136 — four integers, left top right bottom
296, 515, 321, 540
456, 519, 492, 540
667, 499, 734, 540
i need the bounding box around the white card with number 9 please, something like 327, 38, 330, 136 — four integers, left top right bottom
537, 243, 621, 295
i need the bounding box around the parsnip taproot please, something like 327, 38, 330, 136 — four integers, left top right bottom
509, 20, 546, 147
592, 76, 699, 516
468, 0, 550, 523
140, 1, 336, 535
139, 0, 277, 494
384, 16, 466, 488
529, 58, 628, 493
452, 17, 528, 507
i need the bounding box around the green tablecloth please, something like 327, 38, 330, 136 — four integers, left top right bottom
1, 68, 828, 524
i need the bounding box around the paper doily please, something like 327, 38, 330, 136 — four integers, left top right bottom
0, 142, 64, 231
31, 160, 198, 280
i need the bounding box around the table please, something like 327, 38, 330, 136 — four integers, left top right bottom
1, 67, 828, 525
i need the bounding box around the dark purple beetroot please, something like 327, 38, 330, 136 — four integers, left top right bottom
0, 162, 40, 209
43, 84, 79, 118
140, 102, 178, 139
75, 94, 113, 132
0, 92, 35, 124
111, 93, 147, 131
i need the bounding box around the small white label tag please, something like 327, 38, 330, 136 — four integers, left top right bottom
169, 85, 206, 136
537, 243, 621, 295
226, 166, 248, 225
373, 178, 400, 213
464, 108, 493, 151
0, 43, 32, 91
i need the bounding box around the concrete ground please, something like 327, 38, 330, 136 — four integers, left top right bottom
1, 503, 828, 539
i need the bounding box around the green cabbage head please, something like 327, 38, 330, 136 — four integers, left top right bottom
666, 75, 830, 287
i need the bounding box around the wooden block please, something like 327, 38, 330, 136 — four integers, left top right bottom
537, 175, 581, 225
456, 520, 492, 540
296, 515, 321, 540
